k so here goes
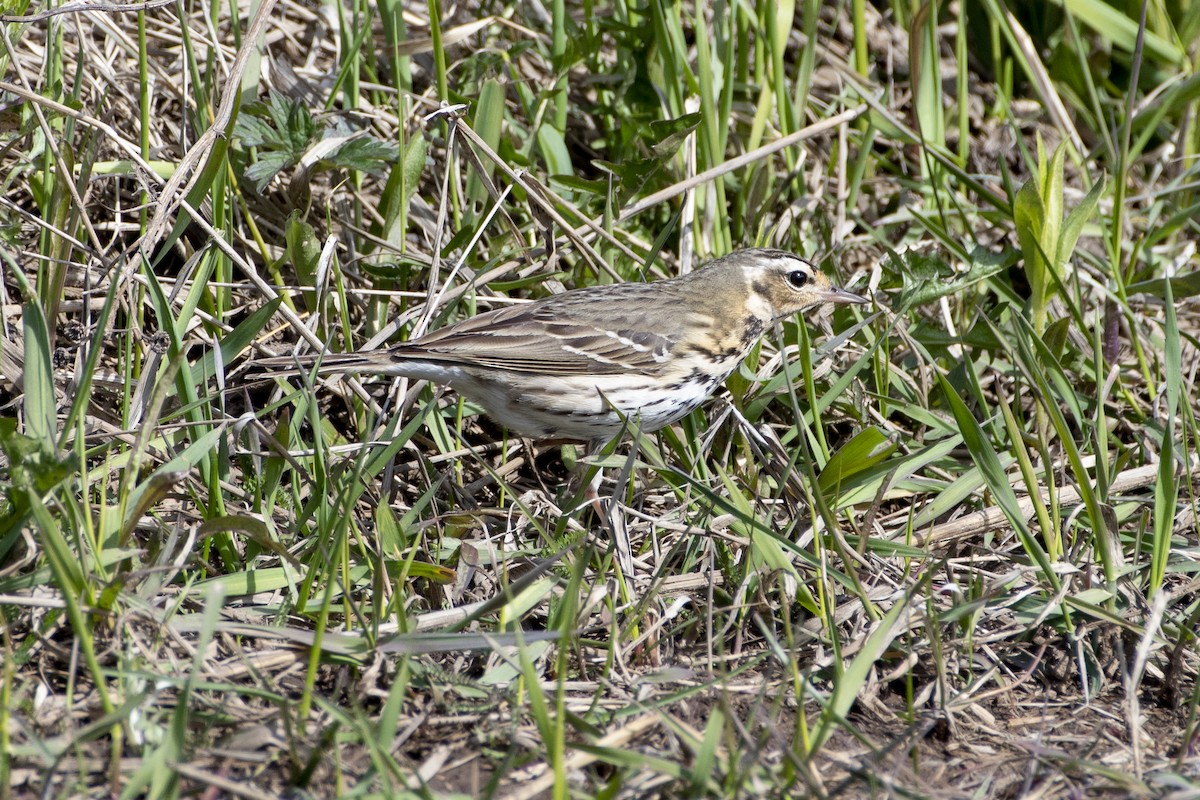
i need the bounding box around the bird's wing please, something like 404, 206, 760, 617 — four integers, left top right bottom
388, 288, 685, 376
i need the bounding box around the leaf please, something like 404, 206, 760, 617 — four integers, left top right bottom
1013, 173, 1047, 309
1042, 140, 1066, 254
230, 114, 280, 148
1056, 176, 1105, 270
286, 212, 322, 312
935, 371, 1056, 583
235, 92, 327, 191
1042, 316, 1071, 361
1150, 275, 1180, 596
817, 427, 896, 496
244, 151, 295, 192
535, 123, 572, 187
909, 2, 945, 152
646, 111, 702, 158
190, 297, 281, 386
1127, 271, 1200, 299
21, 301, 55, 450
467, 79, 506, 204
0, 418, 71, 496
812, 585, 916, 749
199, 514, 299, 566
377, 133, 429, 248
237, 92, 315, 152
326, 137, 400, 176
1059, 0, 1187, 66
893, 250, 1011, 312
548, 174, 609, 194
376, 503, 404, 559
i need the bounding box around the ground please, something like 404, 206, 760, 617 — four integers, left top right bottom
1, 1, 1199, 798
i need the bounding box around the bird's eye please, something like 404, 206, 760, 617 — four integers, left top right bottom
787, 269, 810, 289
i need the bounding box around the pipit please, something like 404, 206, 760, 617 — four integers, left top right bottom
259, 249, 868, 510
262, 248, 865, 430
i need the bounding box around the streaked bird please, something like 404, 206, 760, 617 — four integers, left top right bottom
259, 248, 867, 447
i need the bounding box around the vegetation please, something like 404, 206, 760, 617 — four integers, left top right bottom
1, 0, 1198, 796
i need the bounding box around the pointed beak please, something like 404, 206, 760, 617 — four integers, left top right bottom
822, 286, 871, 306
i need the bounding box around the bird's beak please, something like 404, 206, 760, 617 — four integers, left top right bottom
822, 286, 871, 305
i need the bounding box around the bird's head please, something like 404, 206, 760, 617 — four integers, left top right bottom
710, 249, 869, 321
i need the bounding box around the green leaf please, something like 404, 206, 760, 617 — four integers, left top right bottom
1056, 175, 1105, 269
893, 250, 1011, 312
548, 174, 609, 194
286, 212, 322, 312
812, 581, 916, 749
535, 124, 573, 187
376, 502, 404, 558
646, 111, 702, 158
817, 427, 896, 496
244, 151, 295, 192
230, 114, 280, 148
909, 2, 945, 153
0, 418, 71, 496
467, 79, 506, 204
1058, 0, 1187, 66
327, 137, 400, 176
1042, 316, 1071, 361
1013, 173, 1048, 309
190, 297, 281, 387
1150, 275, 1180, 596
28, 487, 85, 592
1127, 271, 1200, 299
935, 372, 1057, 585
122, 425, 228, 527
236, 92, 315, 152
377, 133, 429, 248
21, 301, 56, 451
1042, 140, 1066, 252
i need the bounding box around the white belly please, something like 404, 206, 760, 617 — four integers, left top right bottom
446, 371, 721, 440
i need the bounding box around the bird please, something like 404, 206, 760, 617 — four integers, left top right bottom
257, 249, 869, 446
257, 249, 866, 438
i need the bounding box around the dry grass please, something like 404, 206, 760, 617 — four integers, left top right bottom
2, 1, 1199, 798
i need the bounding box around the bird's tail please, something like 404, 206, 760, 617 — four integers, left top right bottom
252, 351, 381, 379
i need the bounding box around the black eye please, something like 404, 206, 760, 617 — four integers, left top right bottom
787, 269, 810, 288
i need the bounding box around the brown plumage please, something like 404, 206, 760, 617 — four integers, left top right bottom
258, 249, 869, 441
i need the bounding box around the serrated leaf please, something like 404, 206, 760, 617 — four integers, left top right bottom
646, 111, 702, 158
894, 250, 1010, 311
327, 136, 400, 176
244, 151, 295, 192
231, 114, 281, 148
241, 93, 315, 152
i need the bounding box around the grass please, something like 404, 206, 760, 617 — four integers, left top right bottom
2, 0, 1200, 797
